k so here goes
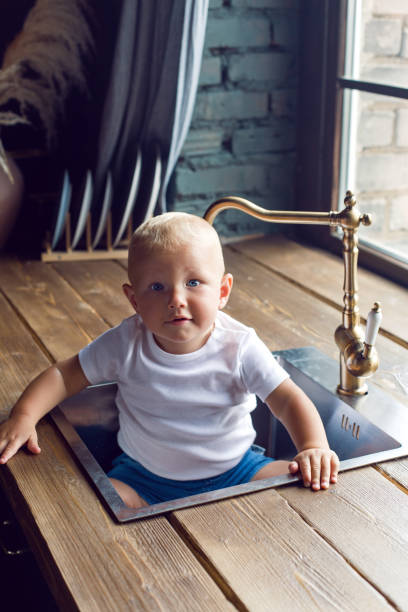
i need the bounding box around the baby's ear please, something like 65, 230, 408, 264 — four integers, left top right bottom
123, 283, 138, 312
218, 273, 233, 310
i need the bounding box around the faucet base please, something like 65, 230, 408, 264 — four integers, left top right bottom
337, 353, 368, 396
337, 383, 368, 397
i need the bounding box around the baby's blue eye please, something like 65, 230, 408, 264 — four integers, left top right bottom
151, 282, 164, 291
187, 279, 200, 287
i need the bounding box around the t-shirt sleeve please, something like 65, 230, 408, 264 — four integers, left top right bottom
239, 330, 289, 401
78, 322, 128, 384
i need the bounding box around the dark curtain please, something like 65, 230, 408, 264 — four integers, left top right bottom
92, 0, 209, 236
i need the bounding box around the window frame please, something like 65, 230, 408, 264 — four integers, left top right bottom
295, 0, 408, 288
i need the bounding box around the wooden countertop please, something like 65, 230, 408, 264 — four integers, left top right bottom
0, 235, 407, 611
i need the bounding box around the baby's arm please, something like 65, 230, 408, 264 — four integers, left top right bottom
0, 355, 89, 464
266, 378, 339, 490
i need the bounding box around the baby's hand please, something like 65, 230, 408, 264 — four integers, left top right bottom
0, 414, 41, 464
289, 448, 339, 491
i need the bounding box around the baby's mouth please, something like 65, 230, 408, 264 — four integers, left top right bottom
167, 315, 191, 324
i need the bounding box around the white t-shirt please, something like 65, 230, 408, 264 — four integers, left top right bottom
78, 311, 289, 479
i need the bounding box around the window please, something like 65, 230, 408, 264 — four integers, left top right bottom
296, 0, 408, 287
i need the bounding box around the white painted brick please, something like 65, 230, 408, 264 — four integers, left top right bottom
182, 130, 223, 156
396, 109, 408, 146
228, 53, 292, 82
176, 164, 268, 195
173, 2, 299, 237
205, 17, 270, 49
232, 124, 295, 154
356, 152, 408, 192
373, 0, 408, 15
358, 110, 394, 147
364, 19, 402, 55
194, 91, 269, 120
401, 28, 408, 58
199, 56, 222, 86
361, 65, 408, 87
390, 194, 408, 230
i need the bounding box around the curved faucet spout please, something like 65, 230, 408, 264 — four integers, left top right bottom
203, 191, 381, 397
204, 196, 339, 226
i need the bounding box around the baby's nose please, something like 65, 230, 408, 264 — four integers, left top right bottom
168, 286, 186, 308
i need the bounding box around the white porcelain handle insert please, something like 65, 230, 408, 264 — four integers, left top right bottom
365, 302, 382, 346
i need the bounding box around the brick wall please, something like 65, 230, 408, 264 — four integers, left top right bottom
173, 0, 299, 237
354, 0, 408, 253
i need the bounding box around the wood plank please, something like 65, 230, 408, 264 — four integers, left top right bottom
0, 288, 233, 611
0, 291, 50, 415
378, 458, 408, 490
0, 422, 234, 612
231, 235, 408, 345
0, 258, 108, 361
172, 490, 392, 612
225, 250, 339, 356
280, 468, 408, 611
52, 260, 133, 328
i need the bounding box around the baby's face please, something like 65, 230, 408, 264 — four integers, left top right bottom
124, 239, 232, 354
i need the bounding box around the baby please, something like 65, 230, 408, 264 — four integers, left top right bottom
0, 212, 338, 507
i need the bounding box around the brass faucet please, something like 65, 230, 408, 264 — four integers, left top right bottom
204, 191, 382, 397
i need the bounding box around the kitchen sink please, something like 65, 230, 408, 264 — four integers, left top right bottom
51, 347, 408, 522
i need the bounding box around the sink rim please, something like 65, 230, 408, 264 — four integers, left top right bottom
51, 347, 408, 522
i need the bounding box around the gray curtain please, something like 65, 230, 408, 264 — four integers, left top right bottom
93, 0, 208, 226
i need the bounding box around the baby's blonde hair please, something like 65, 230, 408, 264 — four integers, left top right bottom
128, 212, 224, 284
130, 212, 219, 250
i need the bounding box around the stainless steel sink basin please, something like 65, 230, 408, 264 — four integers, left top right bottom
51, 347, 408, 522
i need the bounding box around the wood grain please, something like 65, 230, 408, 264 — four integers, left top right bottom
0, 258, 108, 361
280, 468, 408, 611
0, 422, 233, 611
172, 490, 392, 612
0, 259, 233, 611
377, 458, 408, 491
52, 260, 133, 328
0, 291, 50, 415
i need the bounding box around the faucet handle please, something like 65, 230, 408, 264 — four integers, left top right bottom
365, 302, 382, 347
